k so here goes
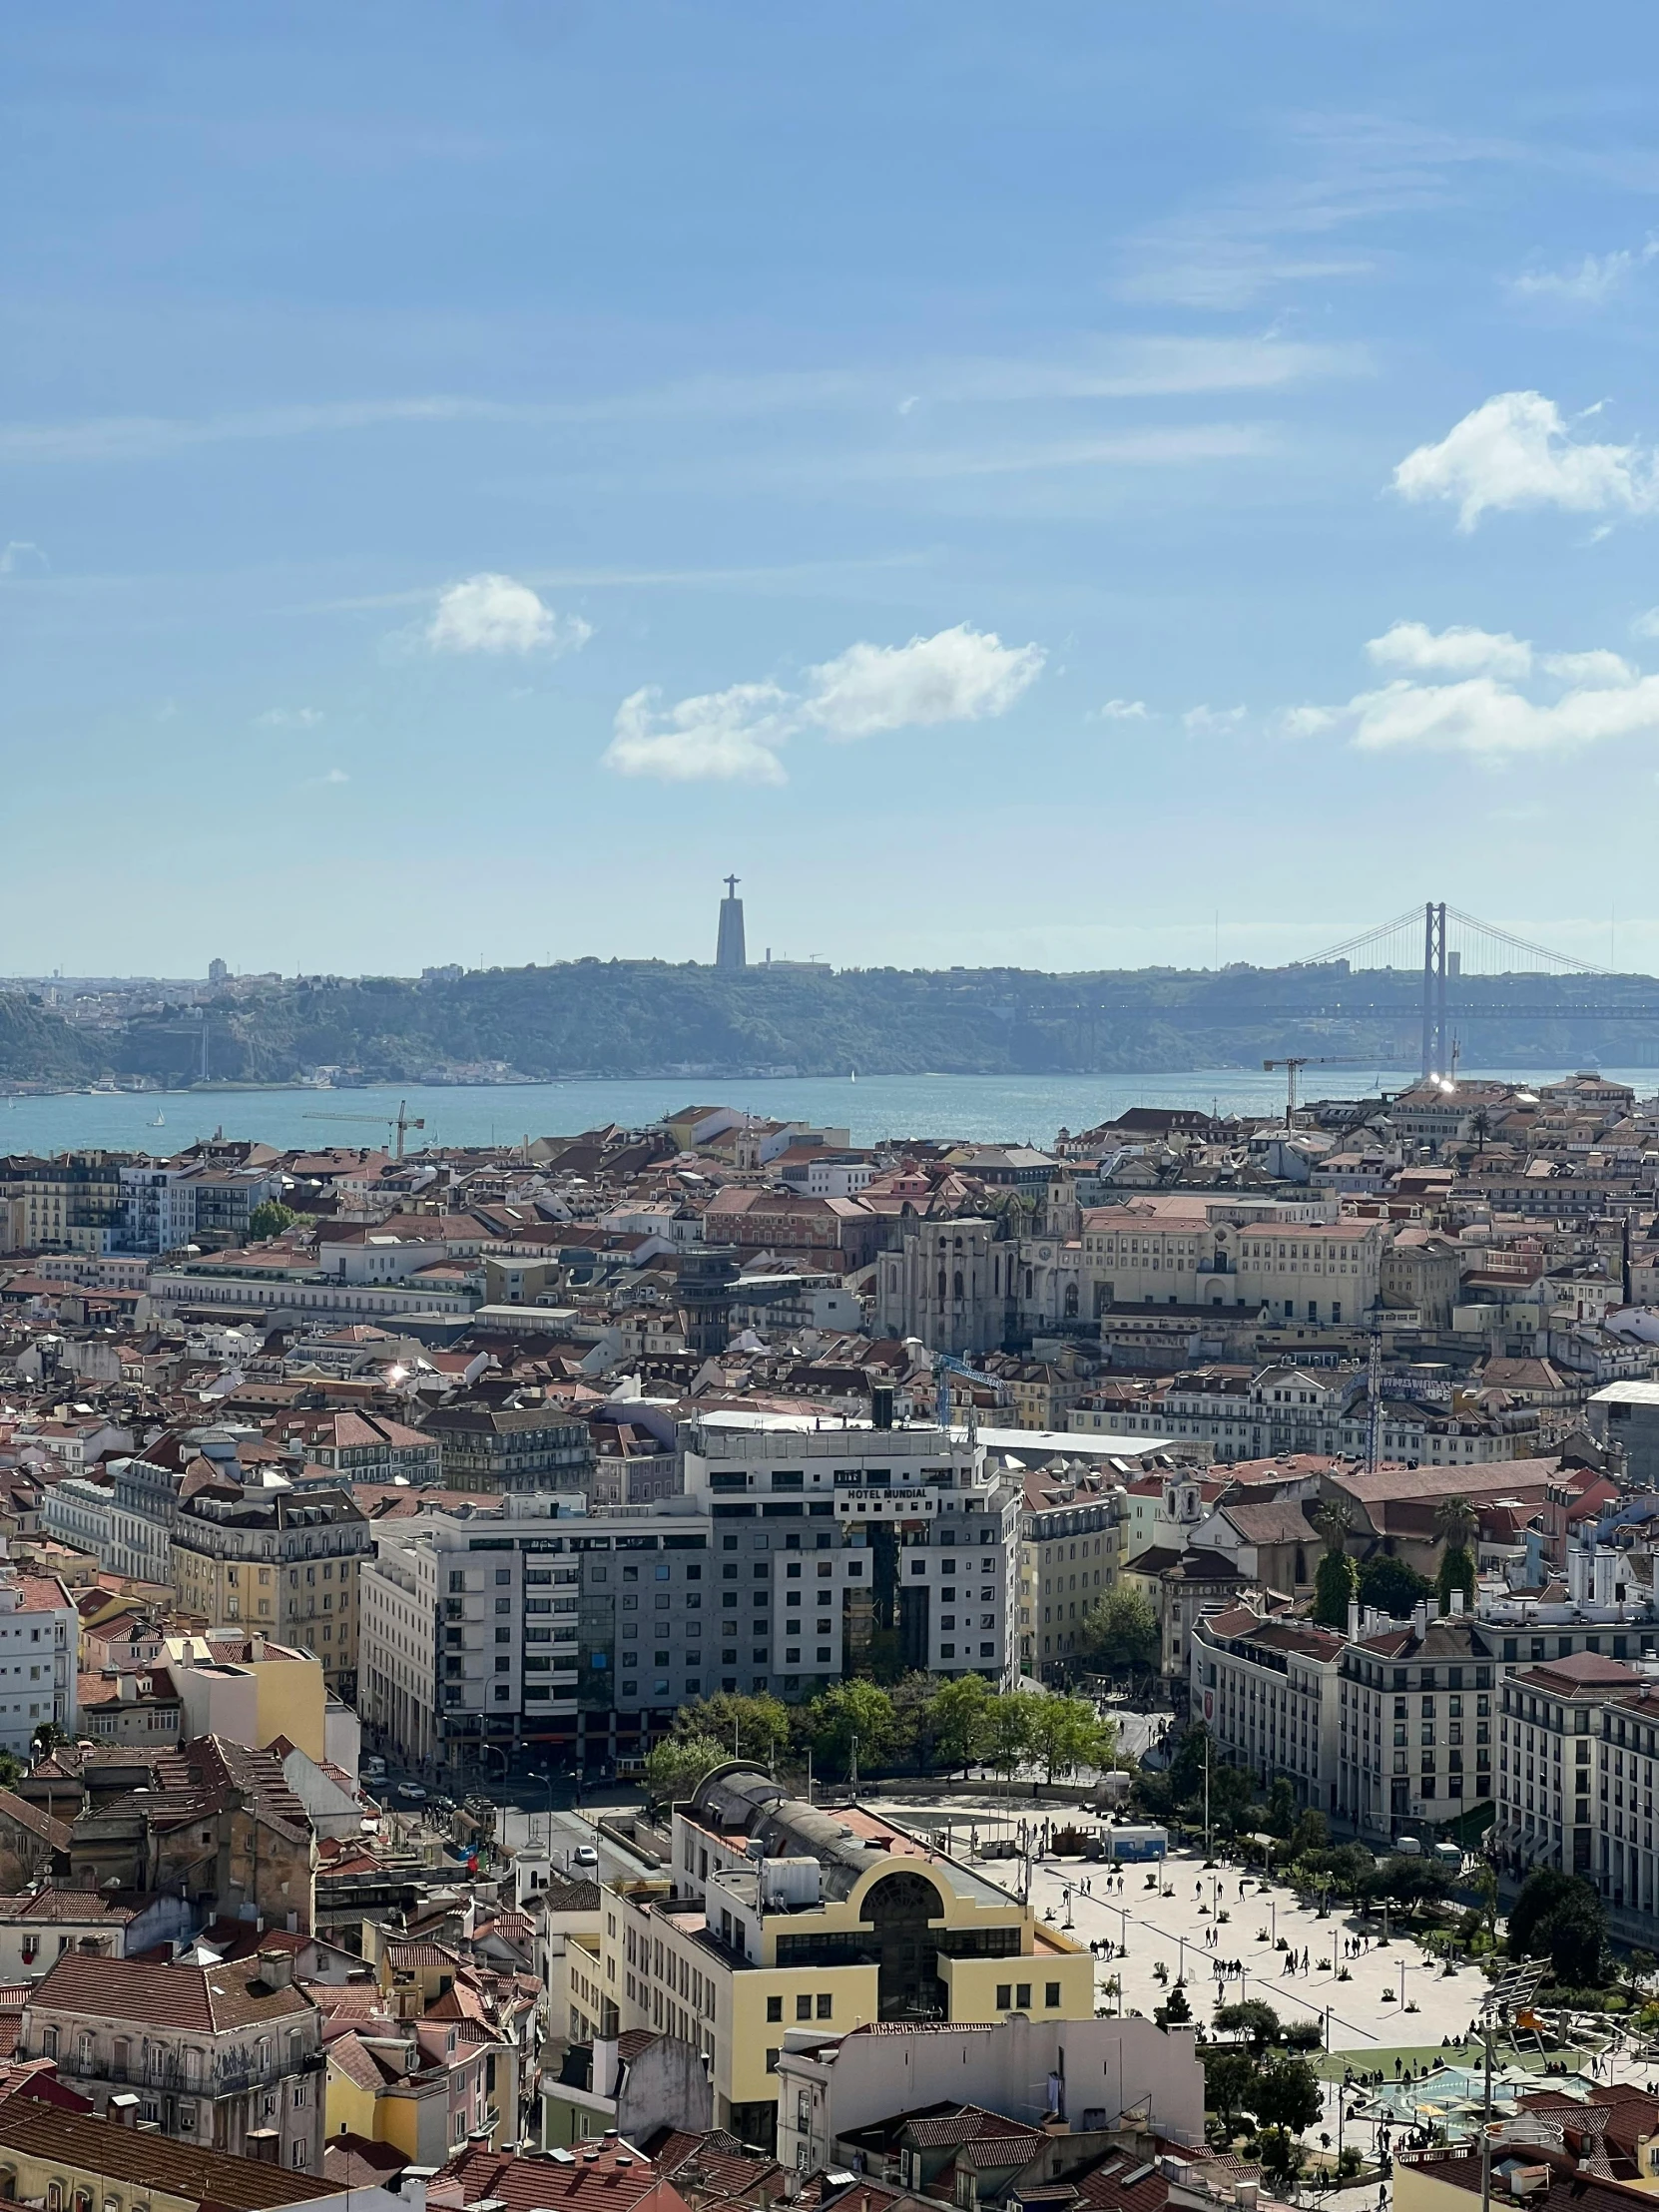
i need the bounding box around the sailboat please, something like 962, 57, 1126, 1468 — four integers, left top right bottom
150, 1110, 166, 1127
849, 1068, 856, 1082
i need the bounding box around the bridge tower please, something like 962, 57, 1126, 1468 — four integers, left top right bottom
1419, 900, 1448, 1081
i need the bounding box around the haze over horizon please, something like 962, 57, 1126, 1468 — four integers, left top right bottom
9, 6, 1659, 976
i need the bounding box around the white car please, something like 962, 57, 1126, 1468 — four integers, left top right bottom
572, 1844, 600, 1868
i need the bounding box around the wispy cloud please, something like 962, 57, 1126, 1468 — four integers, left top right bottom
1184, 704, 1247, 734
257, 706, 323, 729
0, 540, 47, 574
1509, 239, 1659, 305
603, 623, 1045, 785
1094, 699, 1149, 721
1392, 390, 1659, 530
0, 334, 1356, 469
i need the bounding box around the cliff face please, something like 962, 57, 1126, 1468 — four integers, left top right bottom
29, 960, 1659, 1086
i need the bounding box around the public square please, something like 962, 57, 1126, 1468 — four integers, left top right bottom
869, 1797, 1638, 2172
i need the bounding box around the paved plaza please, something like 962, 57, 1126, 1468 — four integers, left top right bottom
871, 1798, 1636, 2170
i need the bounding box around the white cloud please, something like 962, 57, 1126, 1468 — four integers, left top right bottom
322, 768, 349, 785
0, 540, 46, 574
1510, 241, 1659, 305
1366, 621, 1533, 678
425, 572, 592, 656
257, 706, 324, 729
802, 624, 1044, 742
1392, 390, 1659, 530
602, 683, 794, 786
1294, 619, 1659, 757
1184, 704, 1247, 734
1096, 699, 1149, 720
1633, 608, 1659, 641
602, 622, 1045, 783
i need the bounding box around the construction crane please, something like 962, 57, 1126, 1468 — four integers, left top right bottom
302, 1097, 426, 1160
1261, 1055, 1368, 1123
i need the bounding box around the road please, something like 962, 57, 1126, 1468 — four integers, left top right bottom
493, 1797, 657, 1886
1108, 1706, 1173, 1763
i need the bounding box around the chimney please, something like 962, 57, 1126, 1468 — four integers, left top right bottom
257, 1943, 293, 1989
109, 2093, 140, 2128
1346, 1598, 1360, 1641
1450, 1587, 1466, 1616
870, 1382, 894, 1431
1411, 1599, 1429, 1638
1568, 1545, 1592, 1604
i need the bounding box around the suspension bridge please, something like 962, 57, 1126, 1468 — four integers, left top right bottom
1296, 902, 1636, 1080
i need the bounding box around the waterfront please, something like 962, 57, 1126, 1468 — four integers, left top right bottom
3, 1062, 1655, 1157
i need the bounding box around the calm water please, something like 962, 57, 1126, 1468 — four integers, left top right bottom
4, 1064, 1654, 1156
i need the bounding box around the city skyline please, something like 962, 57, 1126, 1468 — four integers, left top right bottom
8, 6, 1659, 975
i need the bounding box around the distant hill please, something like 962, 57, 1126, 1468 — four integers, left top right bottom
16, 959, 1658, 1090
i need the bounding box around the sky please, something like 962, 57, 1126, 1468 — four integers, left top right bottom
7, 2, 1659, 978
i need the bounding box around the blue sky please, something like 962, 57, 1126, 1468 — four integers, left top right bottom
6, 2, 1659, 977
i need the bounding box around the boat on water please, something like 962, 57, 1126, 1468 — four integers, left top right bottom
150, 1111, 166, 1127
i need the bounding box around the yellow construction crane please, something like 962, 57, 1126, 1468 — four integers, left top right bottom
1261, 1055, 1366, 1123
302, 1097, 426, 1160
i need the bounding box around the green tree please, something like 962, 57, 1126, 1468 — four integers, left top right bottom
249, 1200, 298, 1241
1154, 1980, 1193, 2029
808, 1681, 896, 1778
1367, 1856, 1452, 1920
887, 1672, 938, 1766
1025, 1694, 1115, 1783
1264, 1777, 1296, 1839
1288, 1807, 1329, 1860
1256, 2127, 1304, 2192
1311, 1500, 1359, 1629
676, 1691, 792, 1765
1212, 1999, 1284, 2050
1253, 2054, 1324, 2134
1509, 1868, 1606, 1985
1434, 1495, 1478, 1612
1357, 1555, 1433, 1618
928, 1674, 995, 1776
642, 1733, 727, 1812
1076, 1584, 1160, 1674
984, 1694, 1035, 1784
1202, 2046, 1261, 2129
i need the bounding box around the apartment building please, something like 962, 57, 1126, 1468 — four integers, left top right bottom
422, 1398, 595, 1496
19, 1948, 324, 2172
263, 1407, 441, 1485
1019, 1467, 1120, 1679
0, 1155, 125, 1255
604, 1764, 1095, 2151
0, 1557, 77, 1757
1071, 1362, 1538, 1466
360, 1408, 1021, 1777
1190, 1605, 1348, 1813
170, 1478, 371, 1699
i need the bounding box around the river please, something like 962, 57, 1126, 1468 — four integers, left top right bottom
3, 1063, 1651, 1156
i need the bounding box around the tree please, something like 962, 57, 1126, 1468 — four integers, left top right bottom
1368, 1856, 1452, 1919
928, 1674, 994, 1776
1154, 1980, 1193, 2029
1025, 1694, 1115, 1783
1358, 1554, 1433, 1619
1076, 1584, 1160, 1674
1289, 1807, 1329, 1860
1265, 1777, 1296, 1839
808, 1681, 896, 1778
676, 1691, 791, 1765
1256, 2127, 1304, 2192
1311, 1500, 1359, 1629
1252, 2053, 1324, 2134
984, 1694, 1035, 1784
249, 1200, 298, 1241
1213, 1999, 1283, 2050
1202, 2046, 1261, 2129
1509, 1868, 1606, 1985
1434, 1495, 1478, 1611
642, 1733, 727, 1811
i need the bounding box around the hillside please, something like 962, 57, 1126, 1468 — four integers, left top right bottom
40, 960, 1659, 1087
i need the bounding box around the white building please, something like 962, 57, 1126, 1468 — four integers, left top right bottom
0, 1553, 77, 1756
40, 1475, 115, 1562
1190, 1604, 1349, 1815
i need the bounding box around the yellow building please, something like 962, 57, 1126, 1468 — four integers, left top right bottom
603, 1763, 1094, 2152
165, 1632, 326, 1762
170, 1476, 370, 1700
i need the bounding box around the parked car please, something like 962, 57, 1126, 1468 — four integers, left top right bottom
572, 1844, 600, 1868
396, 1783, 428, 1805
